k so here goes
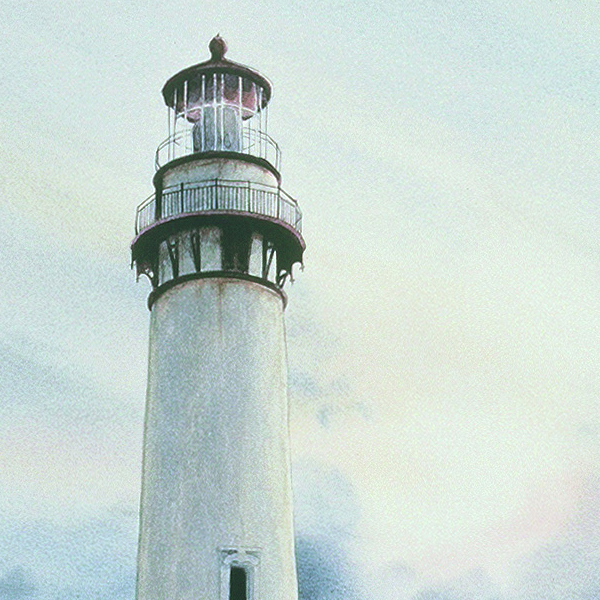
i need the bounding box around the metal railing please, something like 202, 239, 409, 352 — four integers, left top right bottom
155, 126, 281, 171
135, 179, 302, 236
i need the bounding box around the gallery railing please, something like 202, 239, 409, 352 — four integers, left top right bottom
135, 179, 302, 236
154, 127, 281, 171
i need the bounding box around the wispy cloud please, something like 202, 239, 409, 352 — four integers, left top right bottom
293, 462, 364, 599
0, 508, 137, 600
0, 568, 36, 600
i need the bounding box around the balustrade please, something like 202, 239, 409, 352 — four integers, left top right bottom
135, 179, 302, 236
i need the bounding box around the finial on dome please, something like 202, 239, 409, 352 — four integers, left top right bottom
209, 35, 227, 61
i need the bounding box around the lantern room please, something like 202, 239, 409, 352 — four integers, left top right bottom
156, 35, 279, 170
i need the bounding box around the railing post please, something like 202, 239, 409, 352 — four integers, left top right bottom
247, 181, 251, 212
180, 183, 185, 214
214, 179, 218, 210
155, 181, 163, 223
277, 190, 281, 220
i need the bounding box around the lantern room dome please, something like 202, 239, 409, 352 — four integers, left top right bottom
162, 35, 272, 109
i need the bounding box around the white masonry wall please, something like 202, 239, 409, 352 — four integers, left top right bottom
136, 277, 298, 600
161, 156, 278, 189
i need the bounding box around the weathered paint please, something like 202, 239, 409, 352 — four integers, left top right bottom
162, 157, 278, 189
137, 277, 297, 600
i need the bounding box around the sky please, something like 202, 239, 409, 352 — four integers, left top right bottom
1, 0, 600, 598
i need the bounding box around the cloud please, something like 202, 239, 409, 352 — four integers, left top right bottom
508, 473, 600, 600
293, 462, 364, 599
384, 473, 600, 600
412, 568, 503, 600
0, 337, 111, 426
286, 284, 366, 426
413, 591, 461, 600
296, 535, 362, 600
0, 330, 144, 520
293, 461, 360, 538
0, 203, 147, 519
0, 568, 36, 599
0, 508, 137, 600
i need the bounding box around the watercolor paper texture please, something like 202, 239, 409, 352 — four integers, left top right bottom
1, 1, 599, 598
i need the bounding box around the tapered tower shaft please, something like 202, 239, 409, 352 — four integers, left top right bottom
132, 37, 304, 600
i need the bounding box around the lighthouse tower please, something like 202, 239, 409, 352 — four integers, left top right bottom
131, 37, 304, 600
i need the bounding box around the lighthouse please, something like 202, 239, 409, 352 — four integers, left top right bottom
131, 36, 305, 600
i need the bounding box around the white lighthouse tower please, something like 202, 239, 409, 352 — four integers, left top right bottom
131, 37, 305, 600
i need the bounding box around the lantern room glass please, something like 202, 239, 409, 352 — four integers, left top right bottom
156, 72, 279, 170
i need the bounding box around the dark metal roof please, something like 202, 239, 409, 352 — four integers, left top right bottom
162, 35, 273, 108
